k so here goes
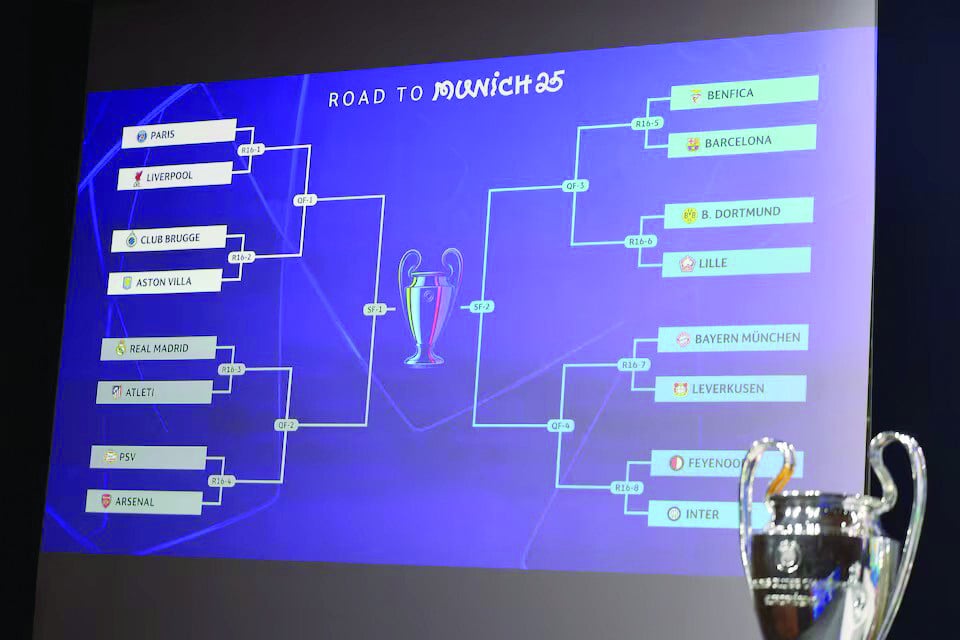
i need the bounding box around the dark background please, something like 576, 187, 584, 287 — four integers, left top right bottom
17, 0, 957, 637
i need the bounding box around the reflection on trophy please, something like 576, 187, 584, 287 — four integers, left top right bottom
398, 248, 463, 367
738, 432, 927, 640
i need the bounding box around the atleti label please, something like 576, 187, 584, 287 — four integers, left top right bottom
664, 197, 814, 229
116, 161, 234, 191
654, 375, 807, 403
90, 445, 208, 470
121, 118, 238, 149
111, 224, 228, 253
668, 124, 817, 158
662, 247, 811, 278
650, 449, 805, 478
96, 380, 214, 405
656, 324, 809, 353
85, 489, 204, 515
648, 500, 769, 529
100, 336, 218, 361
670, 76, 819, 110
107, 269, 223, 295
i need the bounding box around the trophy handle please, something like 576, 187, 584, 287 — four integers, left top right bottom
739, 438, 797, 586
398, 249, 422, 324
441, 247, 463, 305
868, 431, 927, 640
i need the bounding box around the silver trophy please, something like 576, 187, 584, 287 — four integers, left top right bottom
398, 248, 463, 367
739, 432, 926, 640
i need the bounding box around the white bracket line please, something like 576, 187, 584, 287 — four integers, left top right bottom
221, 233, 247, 283
644, 97, 670, 149
211, 344, 237, 394
231, 126, 257, 175
202, 455, 226, 506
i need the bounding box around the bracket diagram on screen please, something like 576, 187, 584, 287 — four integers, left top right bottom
92, 74, 817, 529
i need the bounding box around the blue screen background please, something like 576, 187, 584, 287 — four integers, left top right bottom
42, 28, 876, 576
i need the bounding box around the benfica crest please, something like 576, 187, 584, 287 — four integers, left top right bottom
101, 493, 112, 509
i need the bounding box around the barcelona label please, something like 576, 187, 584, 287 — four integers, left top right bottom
664, 197, 814, 229
661, 247, 811, 278
650, 449, 805, 478
670, 76, 819, 110
667, 124, 817, 158
85, 489, 204, 515
654, 375, 807, 403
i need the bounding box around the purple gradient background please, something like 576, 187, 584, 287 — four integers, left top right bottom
41, 27, 876, 576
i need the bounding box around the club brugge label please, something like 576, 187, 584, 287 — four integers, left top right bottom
84, 489, 204, 515
111, 225, 228, 253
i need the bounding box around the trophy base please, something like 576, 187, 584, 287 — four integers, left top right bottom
404, 345, 444, 367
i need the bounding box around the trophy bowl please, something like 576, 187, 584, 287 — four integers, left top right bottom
739, 432, 926, 640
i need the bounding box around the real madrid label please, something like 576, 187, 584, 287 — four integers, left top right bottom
96, 380, 214, 405
121, 118, 238, 149
111, 224, 228, 253
664, 197, 814, 229
107, 268, 223, 295
667, 124, 817, 158
648, 500, 770, 529
90, 445, 208, 470
650, 449, 805, 478
116, 161, 234, 191
654, 375, 807, 403
670, 76, 819, 110
661, 247, 811, 278
656, 324, 809, 353
100, 336, 219, 361
85, 489, 204, 515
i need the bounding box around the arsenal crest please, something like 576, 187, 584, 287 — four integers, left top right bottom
101, 493, 112, 509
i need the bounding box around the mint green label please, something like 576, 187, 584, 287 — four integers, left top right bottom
664, 197, 814, 229
654, 375, 807, 403
667, 124, 817, 158
656, 324, 809, 352
661, 247, 811, 278
670, 75, 819, 110
650, 449, 805, 478
648, 500, 770, 529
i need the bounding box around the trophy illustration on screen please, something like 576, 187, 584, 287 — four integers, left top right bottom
738, 432, 927, 640
398, 248, 463, 367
